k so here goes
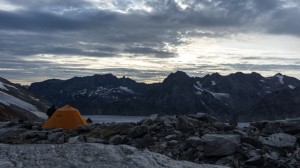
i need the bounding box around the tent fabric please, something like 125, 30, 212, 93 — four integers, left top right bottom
43, 105, 88, 130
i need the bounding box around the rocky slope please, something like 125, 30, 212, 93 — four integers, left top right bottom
1, 113, 299, 167
0, 77, 49, 122
244, 87, 300, 121
28, 71, 300, 121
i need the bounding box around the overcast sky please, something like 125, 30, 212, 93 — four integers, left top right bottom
0, 0, 300, 84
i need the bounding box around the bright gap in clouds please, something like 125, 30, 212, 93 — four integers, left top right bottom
18, 32, 300, 84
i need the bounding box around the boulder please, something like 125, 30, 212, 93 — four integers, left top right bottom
176, 116, 189, 133
186, 136, 202, 147
89, 123, 133, 139
293, 148, 300, 161
109, 135, 124, 145
132, 134, 154, 148
259, 133, 297, 148
129, 126, 148, 139
47, 132, 64, 144
241, 137, 262, 149
68, 135, 86, 143
201, 134, 240, 156
86, 137, 105, 143
149, 114, 159, 121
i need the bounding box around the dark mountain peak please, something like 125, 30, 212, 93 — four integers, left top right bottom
250, 72, 263, 78
165, 71, 190, 81
231, 71, 245, 76
211, 72, 221, 77
93, 73, 116, 78
274, 73, 283, 76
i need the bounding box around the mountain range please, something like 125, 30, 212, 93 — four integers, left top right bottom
27, 71, 300, 122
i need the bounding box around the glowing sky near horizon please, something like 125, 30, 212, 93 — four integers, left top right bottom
0, 0, 300, 84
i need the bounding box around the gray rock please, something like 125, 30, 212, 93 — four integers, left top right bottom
86, 137, 104, 143
293, 148, 300, 161
259, 133, 297, 148
0, 128, 27, 141
201, 134, 240, 156
159, 116, 175, 127
186, 136, 202, 147
23, 131, 48, 140
188, 113, 218, 123
0, 122, 13, 128
129, 126, 148, 139
241, 137, 262, 149
132, 134, 153, 148
213, 122, 233, 131
176, 116, 189, 132
149, 114, 159, 121
68, 135, 87, 143
109, 135, 124, 145
233, 129, 247, 137
216, 156, 235, 167
47, 132, 64, 144
0, 143, 228, 168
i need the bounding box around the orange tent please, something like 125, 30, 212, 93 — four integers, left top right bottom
43, 105, 88, 130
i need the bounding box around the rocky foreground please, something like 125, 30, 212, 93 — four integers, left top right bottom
0, 143, 226, 168
0, 113, 300, 168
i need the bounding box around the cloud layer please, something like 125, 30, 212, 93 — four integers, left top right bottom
0, 0, 299, 84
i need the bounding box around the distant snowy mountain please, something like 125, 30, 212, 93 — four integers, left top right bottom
0, 77, 49, 121
28, 71, 300, 121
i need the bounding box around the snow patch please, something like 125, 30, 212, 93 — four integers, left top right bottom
276, 74, 284, 84
211, 81, 216, 86
0, 82, 8, 91
29, 96, 40, 101
288, 85, 296, 89
119, 86, 135, 94
209, 92, 231, 99
0, 91, 47, 119
194, 81, 230, 100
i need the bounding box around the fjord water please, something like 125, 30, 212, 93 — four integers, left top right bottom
83, 115, 146, 123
